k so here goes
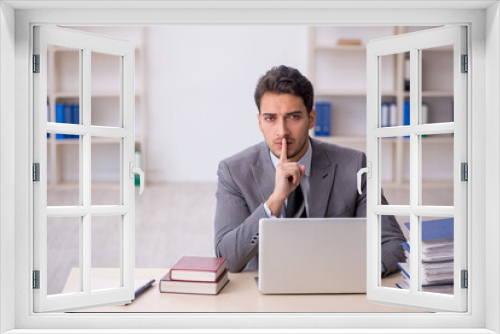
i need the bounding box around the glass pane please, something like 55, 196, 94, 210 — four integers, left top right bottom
91, 215, 122, 291
421, 45, 454, 124
47, 135, 81, 206
50, 45, 81, 124
91, 139, 121, 205
379, 214, 409, 290
380, 137, 409, 206
380, 98, 397, 128
55, 101, 80, 127
47, 216, 81, 295
379, 53, 399, 127
419, 216, 454, 295
421, 134, 454, 206
91, 52, 121, 127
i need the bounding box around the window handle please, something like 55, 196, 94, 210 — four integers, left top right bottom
357, 162, 371, 195
129, 161, 145, 195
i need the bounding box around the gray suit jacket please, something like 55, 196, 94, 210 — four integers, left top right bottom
214, 137, 406, 276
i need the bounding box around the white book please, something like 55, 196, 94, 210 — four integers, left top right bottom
381, 103, 389, 127
422, 102, 429, 124
389, 102, 398, 126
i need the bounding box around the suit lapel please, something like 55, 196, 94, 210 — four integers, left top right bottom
250, 143, 275, 203
309, 138, 337, 218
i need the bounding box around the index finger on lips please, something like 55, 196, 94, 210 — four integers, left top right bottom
280, 138, 287, 163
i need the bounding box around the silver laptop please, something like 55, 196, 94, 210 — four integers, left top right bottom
258, 218, 366, 294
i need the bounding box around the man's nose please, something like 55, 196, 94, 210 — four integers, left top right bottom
277, 118, 289, 137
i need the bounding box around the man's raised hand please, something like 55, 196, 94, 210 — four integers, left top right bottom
266, 138, 306, 216
279, 138, 305, 188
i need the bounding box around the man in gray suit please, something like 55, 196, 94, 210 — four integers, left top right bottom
214, 65, 406, 276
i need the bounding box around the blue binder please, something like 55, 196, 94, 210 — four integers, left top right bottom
314, 102, 322, 136
71, 104, 80, 139
55, 104, 66, 139
403, 101, 410, 138
404, 217, 454, 241
314, 102, 331, 136
65, 104, 73, 139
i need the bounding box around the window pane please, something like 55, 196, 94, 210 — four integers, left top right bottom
54, 101, 80, 126
47, 135, 81, 206
421, 98, 454, 124
381, 137, 409, 206
49, 45, 81, 125
91, 215, 122, 291
91, 139, 121, 205
379, 53, 400, 127
91, 52, 121, 127
421, 45, 453, 124
380, 215, 410, 291
421, 134, 454, 206
47, 216, 81, 295
419, 216, 454, 295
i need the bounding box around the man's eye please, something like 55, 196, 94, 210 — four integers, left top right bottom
289, 115, 301, 120
265, 117, 275, 121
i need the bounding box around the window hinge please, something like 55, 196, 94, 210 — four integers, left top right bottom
33, 270, 40, 289
461, 162, 468, 181
33, 54, 40, 73
461, 54, 468, 73
33, 163, 40, 182
461, 270, 468, 289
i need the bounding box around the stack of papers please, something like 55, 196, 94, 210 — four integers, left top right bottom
396, 218, 454, 294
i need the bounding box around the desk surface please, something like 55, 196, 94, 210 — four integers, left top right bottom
63, 268, 422, 313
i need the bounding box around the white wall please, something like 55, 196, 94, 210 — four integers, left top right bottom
146, 26, 308, 182
486, 2, 500, 332
0, 2, 16, 333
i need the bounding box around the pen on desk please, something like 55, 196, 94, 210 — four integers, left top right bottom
125, 278, 155, 306
136, 279, 156, 298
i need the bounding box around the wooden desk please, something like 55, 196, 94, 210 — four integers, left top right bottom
63, 268, 422, 313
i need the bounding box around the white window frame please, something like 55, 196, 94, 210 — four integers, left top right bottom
1, 2, 498, 333
32, 25, 137, 312
366, 26, 468, 312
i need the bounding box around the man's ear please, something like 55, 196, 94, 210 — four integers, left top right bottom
309, 109, 317, 130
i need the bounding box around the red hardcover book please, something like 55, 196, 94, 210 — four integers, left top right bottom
159, 269, 229, 295
169, 256, 226, 282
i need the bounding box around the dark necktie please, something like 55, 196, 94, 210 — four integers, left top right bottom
286, 185, 307, 218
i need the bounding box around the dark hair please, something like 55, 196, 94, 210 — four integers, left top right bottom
254, 65, 314, 113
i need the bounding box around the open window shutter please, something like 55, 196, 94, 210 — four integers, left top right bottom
365, 26, 467, 312
33, 25, 137, 312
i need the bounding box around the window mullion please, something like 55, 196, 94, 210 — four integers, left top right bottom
81, 48, 92, 295
409, 47, 420, 294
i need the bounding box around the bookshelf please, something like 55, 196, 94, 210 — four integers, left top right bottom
46, 26, 147, 188
308, 26, 454, 192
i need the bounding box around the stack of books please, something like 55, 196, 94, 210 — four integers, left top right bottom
396, 218, 454, 294
159, 256, 229, 295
